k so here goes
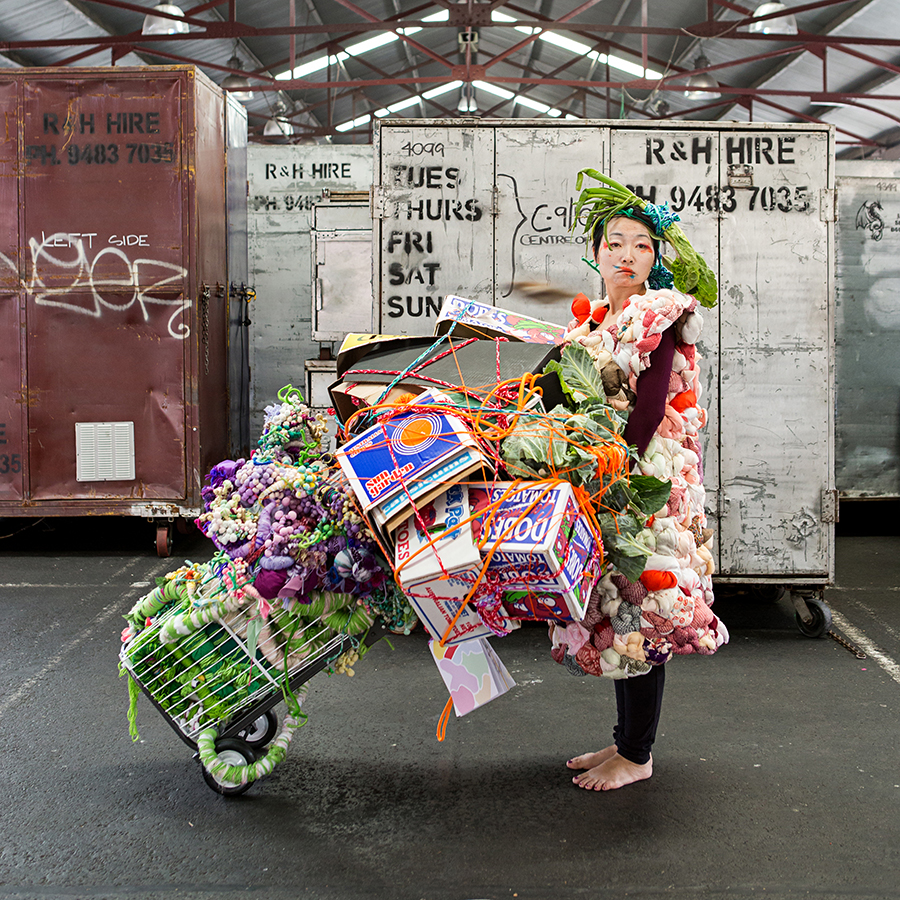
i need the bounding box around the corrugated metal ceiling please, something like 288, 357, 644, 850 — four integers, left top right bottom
0, 0, 896, 157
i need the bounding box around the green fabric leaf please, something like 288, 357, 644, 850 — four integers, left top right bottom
245, 617, 263, 662
628, 475, 673, 516
543, 343, 606, 405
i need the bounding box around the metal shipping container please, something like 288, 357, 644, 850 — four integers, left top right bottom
373, 119, 835, 589
835, 160, 900, 499
0, 66, 247, 553
247, 144, 372, 436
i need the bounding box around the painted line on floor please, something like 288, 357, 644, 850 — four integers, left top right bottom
0, 557, 162, 720
831, 609, 900, 686
839, 596, 900, 646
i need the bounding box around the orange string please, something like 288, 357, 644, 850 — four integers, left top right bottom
436, 696, 454, 742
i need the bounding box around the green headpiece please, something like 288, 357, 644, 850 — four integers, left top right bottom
572, 169, 718, 309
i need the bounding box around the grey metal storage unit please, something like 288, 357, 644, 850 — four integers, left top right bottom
835, 160, 900, 499
247, 144, 372, 437
372, 119, 835, 610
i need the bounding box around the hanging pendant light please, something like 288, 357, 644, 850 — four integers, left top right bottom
221, 56, 253, 103
748, 2, 798, 35
263, 103, 293, 140
142, 3, 190, 35
457, 84, 478, 114
684, 54, 721, 101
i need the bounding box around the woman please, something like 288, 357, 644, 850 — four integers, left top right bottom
549, 185, 728, 792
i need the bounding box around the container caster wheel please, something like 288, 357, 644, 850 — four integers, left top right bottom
156, 524, 173, 557
794, 596, 832, 639
237, 710, 278, 749
756, 585, 786, 603
175, 517, 192, 535
201, 737, 258, 796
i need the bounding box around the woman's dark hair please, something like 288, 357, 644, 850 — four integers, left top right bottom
591, 207, 660, 257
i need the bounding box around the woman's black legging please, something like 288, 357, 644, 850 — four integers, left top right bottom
613, 664, 665, 765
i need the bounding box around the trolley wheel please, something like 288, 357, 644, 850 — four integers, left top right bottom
756, 585, 787, 603
201, 737, 258, 796
795, 597, 832, 639
238, 710, 279, 748
156, 524, 173, 558
175, 517, 193, 535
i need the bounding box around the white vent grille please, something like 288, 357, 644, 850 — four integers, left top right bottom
75, 422, 136, 482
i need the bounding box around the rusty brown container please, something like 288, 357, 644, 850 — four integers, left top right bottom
0, 66, 247, 536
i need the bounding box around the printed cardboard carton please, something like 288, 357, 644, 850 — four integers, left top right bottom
430, 637, 516, 717
394, 483, 480, 587
470, 481, 598, 620
335, 400, 480, 511
405, 572, 505, 645
434, 295, 566, 345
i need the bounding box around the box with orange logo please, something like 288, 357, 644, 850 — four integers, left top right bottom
334, 392, 485, 514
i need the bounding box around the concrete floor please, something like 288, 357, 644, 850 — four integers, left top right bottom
1, 508, 899, 900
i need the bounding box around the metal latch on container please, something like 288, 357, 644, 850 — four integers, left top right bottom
727, 164, 753, 188
819, 188, 837, 222
821, 488, 839, 523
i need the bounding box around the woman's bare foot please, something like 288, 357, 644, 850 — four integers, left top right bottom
566, 745, 618, 770
572, 752, 653, 791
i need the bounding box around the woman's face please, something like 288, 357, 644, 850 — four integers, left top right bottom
594, 217, 656, 290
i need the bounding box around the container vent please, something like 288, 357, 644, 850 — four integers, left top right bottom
75, 422, 135, 482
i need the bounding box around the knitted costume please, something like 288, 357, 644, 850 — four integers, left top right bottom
549, 287, 728, 679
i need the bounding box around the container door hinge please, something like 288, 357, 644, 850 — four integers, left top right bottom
819, 188, 836, 223
822, 488, 839, 523
491, 185, 500, 217
199, 284, 211, 375
371, 185, 388, 219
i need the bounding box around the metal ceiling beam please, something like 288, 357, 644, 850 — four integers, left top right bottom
5, 20, 900, 48
712, 0, 881, 123
248, 71, 900, 102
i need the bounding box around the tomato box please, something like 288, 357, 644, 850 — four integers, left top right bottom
470, 481, 598, 620
503, 589, 582, 623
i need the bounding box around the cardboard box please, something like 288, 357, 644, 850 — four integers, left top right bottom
394, 482, 480, 587
430, 637, 516, 717
502, 590, 581, 623
435, 295, 566, 345
335, 334, 566, 411
335, 401, 481, 511
371, 448, 488, 530
470, 481, 598, 620
405, 572, 507, 645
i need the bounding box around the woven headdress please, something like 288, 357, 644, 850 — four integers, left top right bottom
573, 169, 718, 309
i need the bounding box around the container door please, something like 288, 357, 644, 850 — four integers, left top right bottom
609, 127, 722, 556
835, 170, 900, 498
494, 126, 610, 323
717, 129, 832, 576
312, 227, 374, 341
0, 79, 22, 501
377, 124, 494, 335
21, 75, 188, 500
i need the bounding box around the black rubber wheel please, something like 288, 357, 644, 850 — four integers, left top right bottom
201, 737, 258, 796
756, 585, 787, 603
238, 710, 278, 748
795, 597, 832, 639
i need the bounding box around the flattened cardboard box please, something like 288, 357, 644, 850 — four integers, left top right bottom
434, 295, 566, 345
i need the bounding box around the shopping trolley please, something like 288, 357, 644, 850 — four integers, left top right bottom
120, 573, 385, 796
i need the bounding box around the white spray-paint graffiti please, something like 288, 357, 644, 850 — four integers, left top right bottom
0, 233, 191, 339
